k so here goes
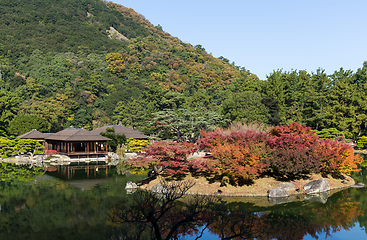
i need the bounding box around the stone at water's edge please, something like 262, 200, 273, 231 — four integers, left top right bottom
350, 182, 365, 188
304, 178, 330, 194
125, 181, 137, 189
278, 182, 295, 191
267, 187, 289, 198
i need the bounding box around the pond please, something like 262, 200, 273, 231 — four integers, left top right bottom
0, 159, 367, 240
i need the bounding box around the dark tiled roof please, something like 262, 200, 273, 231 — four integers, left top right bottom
17, 129, 48, 139
44, 127, 110, 141
91, 125, 148, 139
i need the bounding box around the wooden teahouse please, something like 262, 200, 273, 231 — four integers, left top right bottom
43, 127, 110, 158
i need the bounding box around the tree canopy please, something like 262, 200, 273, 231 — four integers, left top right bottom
1, 0, 367, 141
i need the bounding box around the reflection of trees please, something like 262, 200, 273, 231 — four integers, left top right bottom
349, 158, 367, 234
108, 180, 219, 240
108, 182, 363, 240
207, 209, 259, 239
246, 192, 362, 240
0, 163, 44, 182
0, 164, 364, 240
0, 172, 145, 240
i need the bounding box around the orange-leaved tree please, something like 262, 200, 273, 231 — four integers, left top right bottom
199, 129, 269, 184
315, 138, 363, 174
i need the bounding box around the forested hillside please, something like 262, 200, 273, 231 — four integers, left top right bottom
0, 0, 366, 141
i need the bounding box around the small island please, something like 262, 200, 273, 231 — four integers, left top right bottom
123, 122, 363, 203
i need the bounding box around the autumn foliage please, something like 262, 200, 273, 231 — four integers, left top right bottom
199, 129, 269, 184
315, 138, 363, 175
126, 141, 198, 175
265, 122, 362, 175
265, 122, 322, 175
127, 122, 362, 182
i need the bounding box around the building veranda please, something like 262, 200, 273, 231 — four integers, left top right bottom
18, 127, 111, 159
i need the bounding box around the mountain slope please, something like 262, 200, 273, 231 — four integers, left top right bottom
0, 0, 263, 136
0, 0, 150, 55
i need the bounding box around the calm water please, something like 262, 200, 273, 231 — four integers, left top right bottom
0, 160, 367, 240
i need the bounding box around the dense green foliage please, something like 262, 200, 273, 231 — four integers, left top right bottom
1, 0, 367, 142
0, 137, 44, 158
7, 114, 50, 136
262, 67, 367, 140
100, 127, 126, 151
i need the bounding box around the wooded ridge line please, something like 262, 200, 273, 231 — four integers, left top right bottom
0, 0, 366, 143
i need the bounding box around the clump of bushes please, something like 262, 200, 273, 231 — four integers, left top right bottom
199, 129, 269, 184
264, 123, 362, 176
125, 123, 363, 185
125, 141, 199, 175
126, 138, 151, 152
0, 137, 44, 158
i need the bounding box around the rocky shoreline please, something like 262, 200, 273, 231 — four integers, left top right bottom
126, 173, 364, 205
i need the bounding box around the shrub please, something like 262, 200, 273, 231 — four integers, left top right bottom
265, 123, 321, 175
44, 150, 58, 156
264, 145, 321, 175
0, 138, 44, 158
268, 122, 319, 148
199, 129, 269, 184
356, 136, 367, 149
315, 138, 363, 175
126, 141, 198, 176
127, 138, 151, 152
127, 122, 363, 181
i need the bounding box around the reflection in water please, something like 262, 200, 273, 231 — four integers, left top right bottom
107, 182, 363, 240
0, 162, 366, 239
45, 163, 112, 180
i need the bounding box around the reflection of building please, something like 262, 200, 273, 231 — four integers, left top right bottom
43, 164, 112, 190
52, 164, 111, 180
91, 125, 148, 139
18, 127, 111, 158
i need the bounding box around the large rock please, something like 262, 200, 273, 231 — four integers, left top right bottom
304, 179, 330, 194
107, 152, 120, 165
151, 184, 168, 194
278, 182, 295, 191
267, 187, 289, 198
125, 181, 137, 189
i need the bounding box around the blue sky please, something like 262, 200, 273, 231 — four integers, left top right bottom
113, 0, 367, 80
